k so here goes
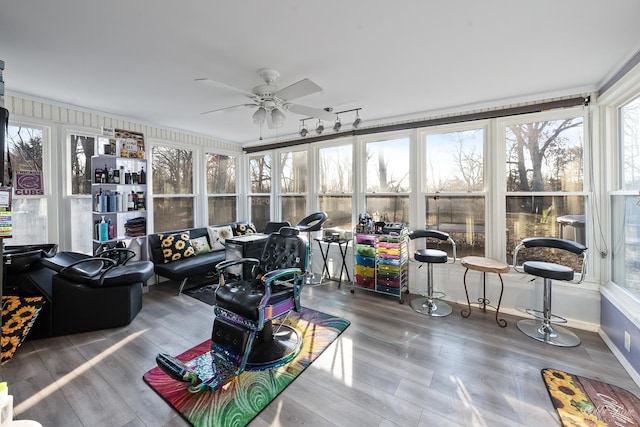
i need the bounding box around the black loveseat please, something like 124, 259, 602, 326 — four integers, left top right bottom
147, 221, 258, 294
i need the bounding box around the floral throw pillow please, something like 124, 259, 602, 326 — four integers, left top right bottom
208, 225, 233, 251
190, 236, 212, 255
232, 222, 257, 236
159, 232, 195, 263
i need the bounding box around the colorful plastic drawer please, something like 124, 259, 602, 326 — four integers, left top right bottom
378, 252, 401, 260
379, 235, 406, 244
355, 235, 377, 245
379, 242, 402, 249
377, 277, 401, 287
377, 264, 402, 274
378, 257, 401, 266
376, 284, 400, 295
355, 255, 375, 268
355, 264, 375, 278
378, 247, 401, 256
355, 274, 375, 288
356, 244, 376, 257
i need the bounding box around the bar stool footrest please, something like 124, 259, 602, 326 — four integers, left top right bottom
523, 308, 568, 324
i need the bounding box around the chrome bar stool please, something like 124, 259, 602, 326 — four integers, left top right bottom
513, 237, 587, 347
295, 212, 328, 285
409, 230, 456, 317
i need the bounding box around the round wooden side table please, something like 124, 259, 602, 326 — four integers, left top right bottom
460, 256, 509, 327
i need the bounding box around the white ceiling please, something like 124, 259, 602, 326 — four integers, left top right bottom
2, 1, 640, 148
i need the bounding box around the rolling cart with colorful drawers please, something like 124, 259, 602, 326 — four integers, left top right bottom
352, 229, 409, 303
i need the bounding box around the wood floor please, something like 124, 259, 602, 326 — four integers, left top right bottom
2, 281, 639, 427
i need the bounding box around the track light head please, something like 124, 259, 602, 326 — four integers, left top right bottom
352, 110, 361, 129
316, 120, 324, 135
333, 117, 342, 132
299, 122, 308, 137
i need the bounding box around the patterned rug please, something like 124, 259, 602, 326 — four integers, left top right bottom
183, 282, 218, 306
143, 307, 350, 427
542, 368, 640, 426
2, 295, 45, 364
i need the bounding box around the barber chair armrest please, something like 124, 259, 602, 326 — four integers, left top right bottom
215, 258, 260, 273
261, 268, 303, 287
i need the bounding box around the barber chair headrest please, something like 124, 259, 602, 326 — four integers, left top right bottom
278, 226, 299, 237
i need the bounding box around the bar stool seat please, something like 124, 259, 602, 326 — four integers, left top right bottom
409, 229, 456, 317
513, 237, 588, 347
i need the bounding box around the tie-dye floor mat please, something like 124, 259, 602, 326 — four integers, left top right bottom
143, 307, 350, 427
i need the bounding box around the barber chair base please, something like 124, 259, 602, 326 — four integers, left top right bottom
517, 319, 580, 347
410, 297, 452, 317
245, 323, 303, 369
157, 322, 302, 393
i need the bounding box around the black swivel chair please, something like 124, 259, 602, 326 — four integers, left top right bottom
295, 212, 328, 284
156, 226, 309, 393
512, 237, 588, 347
409, 230, 457, 317
264, 221, 291, 234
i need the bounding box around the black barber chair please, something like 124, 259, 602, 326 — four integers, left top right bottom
155, 226, 308, 393
43, 248, 154, 336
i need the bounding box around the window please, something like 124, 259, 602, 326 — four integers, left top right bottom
5, 124, 47, 245
206, 152, 236, 225
612, 95, 640, 296
503, 112, 585, 263
70, 135, 95, 195
424, 128, 485, 257
318, 143, 352, 230
69, 133, 96, 253
249, 153, 271, 231
365, 136, 410, 223
279, 150, 307, 225
152, 145, 194, 231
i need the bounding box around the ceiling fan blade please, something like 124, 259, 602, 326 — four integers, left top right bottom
201, 104, 254, 115
195, 78, 255, 97
287, 103, 336, 121
275, 78, 322, 101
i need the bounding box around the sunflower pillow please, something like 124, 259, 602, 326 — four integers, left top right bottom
159, 232, 195, 263
232, 222, 257, 236
2, 295, 45, 365
207, 225, 233, 251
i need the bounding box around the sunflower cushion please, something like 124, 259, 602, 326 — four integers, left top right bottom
2, 295, 45, 364
207, 225, 234, 251
232, 222, 257, 236
159, 232, 195, 263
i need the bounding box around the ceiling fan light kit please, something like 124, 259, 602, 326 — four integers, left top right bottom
198, 68, 338, 132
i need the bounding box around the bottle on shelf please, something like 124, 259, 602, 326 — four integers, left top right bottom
94, 166, 102, 184
98, 216, 109, 241
95, 188, 102, 212
101, 164, 107, 183
127, 191, 135, 211
125, 169, 131, 185
139, 166, 146, 184
108, 219, 115, 239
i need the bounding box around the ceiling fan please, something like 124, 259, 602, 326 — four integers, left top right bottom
196, 68, 336, 128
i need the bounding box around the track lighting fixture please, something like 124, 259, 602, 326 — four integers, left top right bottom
298, 108, 362, 138
352, 109, 362, 129
333, 117, 342, 132
252, 107, 266, 124
271, 108, 286, 127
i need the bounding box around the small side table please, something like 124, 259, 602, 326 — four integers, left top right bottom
460, 256, 509, 327
315, 238, 351, 288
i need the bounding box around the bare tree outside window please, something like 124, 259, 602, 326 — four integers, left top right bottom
70, 135, 95, 195
621, 97, 640, 189
504, 115, 586, 262
152, 146, 194, 231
